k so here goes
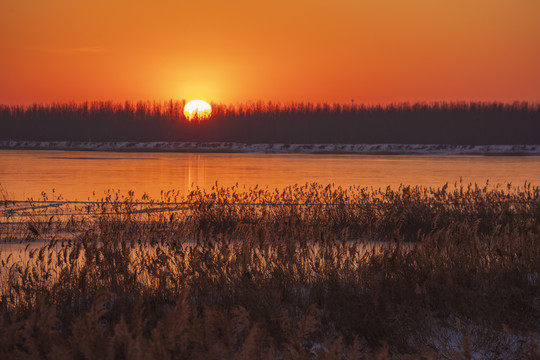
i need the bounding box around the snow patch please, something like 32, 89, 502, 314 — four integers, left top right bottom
1, 141, 540, 155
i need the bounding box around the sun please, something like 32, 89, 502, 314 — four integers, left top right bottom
184, 100, 212, 121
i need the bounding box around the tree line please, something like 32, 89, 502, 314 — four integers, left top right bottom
1, 101, 539, 144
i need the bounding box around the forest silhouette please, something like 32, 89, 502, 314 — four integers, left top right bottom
1, 101, 539, 144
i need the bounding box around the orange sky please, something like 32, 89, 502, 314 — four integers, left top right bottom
1, 0, 539, 105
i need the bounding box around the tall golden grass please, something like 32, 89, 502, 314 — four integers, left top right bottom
0, 182, 539, 358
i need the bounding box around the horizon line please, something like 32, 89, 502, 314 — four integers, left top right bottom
2, 99, 540, 108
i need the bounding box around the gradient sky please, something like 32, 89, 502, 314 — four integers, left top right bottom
1, 0, 539, 105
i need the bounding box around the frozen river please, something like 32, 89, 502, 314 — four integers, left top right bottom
1, 149, 539, 201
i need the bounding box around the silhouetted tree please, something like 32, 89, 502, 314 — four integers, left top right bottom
0, 101, 539, 145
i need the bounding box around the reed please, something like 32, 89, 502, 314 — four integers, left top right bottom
0, 182, 539, 358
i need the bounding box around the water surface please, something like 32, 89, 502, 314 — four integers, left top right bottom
1, 150, 539, 200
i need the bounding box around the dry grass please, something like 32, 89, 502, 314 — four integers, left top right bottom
0, 182, 539, 358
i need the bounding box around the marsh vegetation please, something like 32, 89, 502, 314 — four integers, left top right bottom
0, 182, 539, 358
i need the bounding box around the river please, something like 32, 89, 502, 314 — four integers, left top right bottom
1, 150, 539, 200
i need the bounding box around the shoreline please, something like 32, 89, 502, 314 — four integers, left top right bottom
1, 141, 540, 155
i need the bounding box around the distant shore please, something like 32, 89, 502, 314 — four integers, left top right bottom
1, 141, 540, 155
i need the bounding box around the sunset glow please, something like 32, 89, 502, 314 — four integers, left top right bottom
1, 0, 539, 105
1, 1, 539, 355
184, 100, 212, 121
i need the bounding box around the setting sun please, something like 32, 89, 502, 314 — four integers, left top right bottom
184, 100, 212, 121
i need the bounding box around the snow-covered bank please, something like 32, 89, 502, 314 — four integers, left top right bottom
1, 141, 540, 155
